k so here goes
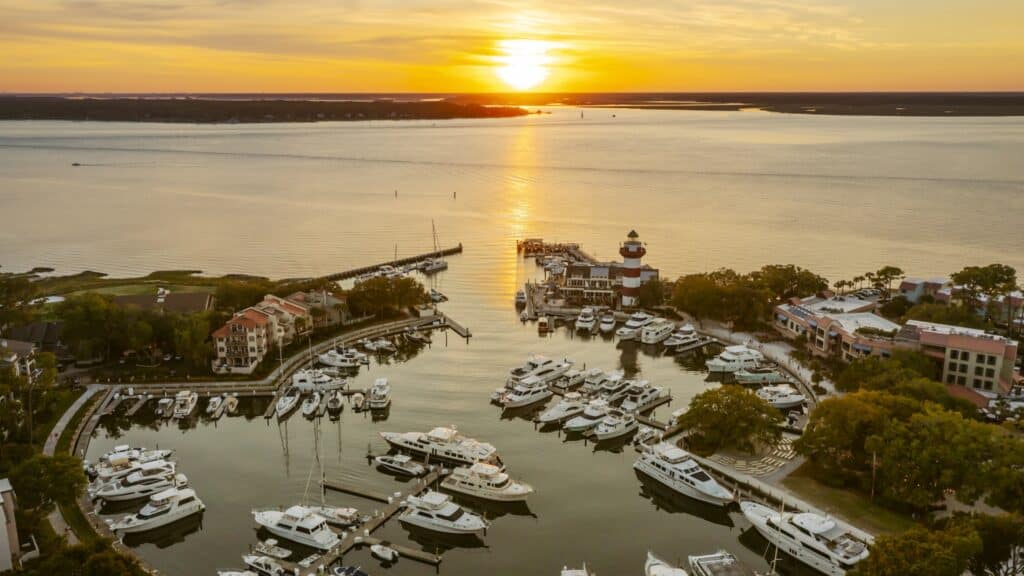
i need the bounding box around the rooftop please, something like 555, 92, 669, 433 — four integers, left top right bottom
785, 295, 876, 315
825, 313, 901, 334
905, 319, 1017, 344
0, 339, 35, 357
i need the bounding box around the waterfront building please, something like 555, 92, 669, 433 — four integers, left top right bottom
774, 296, 902, 360
560, 230, 658, 307
284, 290, 349, 329
211, 308, 272, 374
898, 320, 1018, 395
255, 294, 310, 346
898, 277, 951, 304
934, 287, 1024, 325
0, 339, 36, 380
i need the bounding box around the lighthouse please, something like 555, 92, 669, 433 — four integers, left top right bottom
619, 229, 646, 308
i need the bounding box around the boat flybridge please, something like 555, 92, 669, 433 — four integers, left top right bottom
575, 307, 597, 332
756, 384, 807, 409
580, 368, 624, 395
705, 345, 764, 373
275, 387, 302, 418
634, 442, 734, 506
501, 379, 554, 409
663, 324, 700, 350
398, 490, 489, 536
616, 312, 655, 340
108, 487, 205, 534
597, 375, 633, 403
644, 551, 689, 576
507, 355, 573, 387
599, 310, 617, 333
441, 462, 535, 502
640, 318, 676, 345
368, 378, 392, 410
740, 501, 871, 576
380, 427, 500, 465
620, 381, 667, 413
735, 366, 789, 385
589, 409, 639, 441
252, 505, 340, 550
688, 551, 757, 576
172, 390, 199, 419
564, 399, 612, 433
537, 392, 586, 424
93, 466, 188, 503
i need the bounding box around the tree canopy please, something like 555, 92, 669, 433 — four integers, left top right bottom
852, 522, 982, 576
346, 276, 428, 317
678, 385, 782, 454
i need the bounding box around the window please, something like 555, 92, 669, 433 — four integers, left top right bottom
976, 366, 984, 376
957, 376, 967, 385
950, 350, 959, 360
974, 379, 982, 388
959, 363, 968, 373
986, 368, 995, 378
948, 361, 958, 372
988, 355, 997, 365
985, 381, 994, 391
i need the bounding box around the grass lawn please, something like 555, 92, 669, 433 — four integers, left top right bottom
782, 464, 918, 535
68, 283, 217, 297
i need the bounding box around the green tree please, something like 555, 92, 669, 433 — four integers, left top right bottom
852, 522, 982, 576
10, 453, 87, 513
951, 264, 1018, 320
875, 266, 906, 297
0, 268, 39, 329
637, 277, 665, 308
969, 513, 1024, 576
173, 312, 213, 368
905, 302, 989, 330
750, 264, 829, 301
678, 385, 782, 453
19, 540, 147, 576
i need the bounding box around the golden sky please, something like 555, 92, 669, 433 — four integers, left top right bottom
2, 0, 1022, 92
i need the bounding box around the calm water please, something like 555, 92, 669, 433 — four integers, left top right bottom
3, 109, 1023, 574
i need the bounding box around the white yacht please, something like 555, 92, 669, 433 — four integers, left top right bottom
108, 487, 205, 534
705, 345, 764, 373
537, 392, 586, 424
292, 368, 343, 392
307, 505, 363, 528
551, 369, 585, 391
597, 375, 633, 403
275, 387, 301, 418
616, 312, 654, 340
85, 446, 173, 481
371, 543, 398, 563
589, 409, 639, 441
599, 311, 617, 333
420, 257, 448, 274
740, 501, 871, 576
735, 367, 788, 385
172, 390, 199, 419
502, 381, 553, 409
564, 399, 612, 433
580, 368, 624, 395
507, 355, 573, 387
319, 349, 361, 369
301, 391, 321, 418
663, 324, 700, 350
441, 462, 534, 502
90, 454, 175, 488
368, 378, 391, 410
242, 554, 286, 576
94, 468, 187, 503
619, 381, 667, 413
756, 384, 807, 409
380, 427, 500, 465
398, 491, 489, 536
515, 290, 527, 306
645, 551, 689, 576
575, 307, 597, 332
372, 337, 396, 353
154, 397, 174, 418
206, 395, 223, 415
634, 442, 734, 506
688, 551, 757, 576
351, 392, 365, 411
252, 505, 340, 550
374, 454, 427, 477
640, 318, 675, 344
224, 394, 239, 415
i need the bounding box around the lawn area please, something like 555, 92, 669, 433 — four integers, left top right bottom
782, 464, 918, 535
68, 283, 217, 297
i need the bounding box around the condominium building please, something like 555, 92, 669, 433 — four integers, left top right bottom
899, 320, 1018, 394
775, 296, 903, 361
898, 277, 951, 304
211, 308, 272, 374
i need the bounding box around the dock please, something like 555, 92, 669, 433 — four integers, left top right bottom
321, 480, 392, 503
357, 536, 442, 565
441, 313, 472, 338
321, 244, 463, 282
125, 395, 149, 416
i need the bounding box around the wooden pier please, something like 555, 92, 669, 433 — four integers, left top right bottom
321, 244, 463, 282
125, 395, 149, 416
357, 536, 442, 565
441, 314, 472, 338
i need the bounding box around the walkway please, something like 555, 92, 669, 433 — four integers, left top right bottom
43, 383, 103, 546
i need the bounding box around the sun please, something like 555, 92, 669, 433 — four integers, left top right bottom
495, 39, 552, 91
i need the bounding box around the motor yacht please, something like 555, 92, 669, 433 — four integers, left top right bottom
663, 324, 700, 350
85, 446, 173, 481
705, 345, 764, 373
756, 384, 807, 409
501, 381, 553, 409
172, 390, 199, 419
252, 505, 340, 550
537, 392, 586, 424
90, 454, 175, 488
368, 378, 391, 410
319, 349, 361, 369
515, 290, 527, 306
575, 307, 597, 332
599, 311, 617, 333
619, 381, 667, 413
579, 368, 623, 394
253, 538, 291, 560
243, 554, 286, 576
301, 391, 322, 418
735, 366, 788, 385
739, 501, 871, 575
307, 505, 364, 528
563, 399, 612, 433
634, 442, 734, 506
644, 551, 688, 576
507, 355, 561, 386
687, 551, 757, 576
597, 374, 633, 403
154, 397, 174, 418
374, 454, 427, 477
616, 312, 654, 340
275, 387, 301, 418
380, 427, 500, 465
206, 395, 223, 415
589, 409, 639, 441
326, 390, 344, 417
640, 318, 675, 345
440, 462, 534, 502
398, 491, 489, 536
94, 468, 187, 503
550, 369, 585, 391
108, 487, 205, 534
292, 368, 343, 392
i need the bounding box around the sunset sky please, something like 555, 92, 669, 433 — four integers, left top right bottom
3, 0, 1022, 93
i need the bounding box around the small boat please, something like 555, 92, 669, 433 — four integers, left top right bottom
224, 394, 239, 414
331, 566, 370, 576
371, 543, 399, 563
172, 390, 199, 419
520, 310, 529, 322
292, 368, 344, 392
351, 393, 365, 411
441, 462, 534, 502
756, 384, 807, 409
537, 392, 586, 424
430, 288, 447, 302
515, 290, 527, 306
206, 395, 223, 415
564, 399, 611, 433
217, 571, 257, 576
252, 506, 340, 550
634, 442, 734, 506
326, 390, 344, 416
705, 345, 764, 373
301, 391, 322, 418
154, 397, 174, 418
688, 550, 757, 576
253, 538, 291, 560
360, 338, 377, 352
589, 409, 639, 441
275, 387, 301, 418
575, 307, 597, 332
645, 551, 688, 575
538, 316, 551, 334
735, 366, 788, 385
375, 454, 427, 476
108, 487, 205, 534
307, 505, 363, 528
368, 378, 391, 410
599, 311, 617, 333
421, 257, 448, 274
633, 425, 661, 448
243, 554, 286, 576
398, 491, 489, 536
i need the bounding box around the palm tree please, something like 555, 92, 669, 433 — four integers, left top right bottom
853, 275, 865, 290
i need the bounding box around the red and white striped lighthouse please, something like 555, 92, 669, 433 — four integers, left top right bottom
619, 229, 646, 308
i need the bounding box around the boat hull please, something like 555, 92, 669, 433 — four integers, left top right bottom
503, 391, 553, 409
740, 503, 849, 576
633, 461, 732, 507
398, 514, 486, 536
113, 504, 204, 534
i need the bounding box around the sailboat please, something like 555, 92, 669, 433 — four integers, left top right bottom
420, 220, 448, 274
